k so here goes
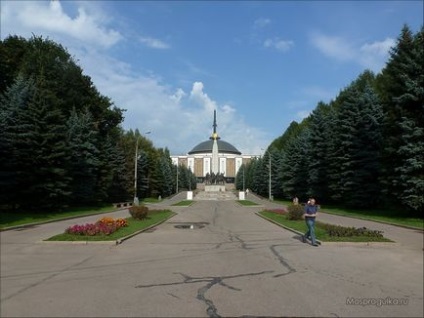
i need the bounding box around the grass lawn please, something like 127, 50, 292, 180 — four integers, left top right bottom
319, 206, 423, 230
238, 200, 259, 206
272, 199, 423, 230
0, 205, 117, 229
259, 211, 393, 242
46, 210, 175, 242
172, 200, 194, 206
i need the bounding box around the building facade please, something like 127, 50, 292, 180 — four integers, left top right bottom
170, 111, 258, 183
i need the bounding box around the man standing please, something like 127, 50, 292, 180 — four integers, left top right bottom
302, 198, 319, 246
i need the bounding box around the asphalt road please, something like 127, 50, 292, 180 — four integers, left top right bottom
1, 193, 423, 317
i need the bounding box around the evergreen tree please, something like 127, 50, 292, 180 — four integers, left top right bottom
306, 102, 332, 201
334, 72, 383, 208
376, 25, 423, 212
13, 77, 71, 210
66, 108, 100, 204
0, 76, 36, 207
280, 129, 310, 201
395, 117, 424, 211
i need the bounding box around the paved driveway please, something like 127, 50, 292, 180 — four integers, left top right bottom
1, 194, 423, 317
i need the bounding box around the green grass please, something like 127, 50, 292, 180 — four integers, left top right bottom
46, 210, 175, 242
238, 200, 259, 206
141, 197, 162, 203
271, 199, 423, 230
0, 205, 117, 229
172, 200, 194, 206
259, 211, 393, 242
319, 206, 423, 229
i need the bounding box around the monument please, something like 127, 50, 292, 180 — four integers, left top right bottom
170, 110, 259, 191
206, 110, 225, 192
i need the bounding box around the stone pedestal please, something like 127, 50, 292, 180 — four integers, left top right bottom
239, 191, 245, 200
205, 185, 226, 192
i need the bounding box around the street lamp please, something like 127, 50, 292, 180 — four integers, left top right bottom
134, 131, 151, 206
242, 164, 245, 192
268, 155, 272, 201
176, 164, 179, 194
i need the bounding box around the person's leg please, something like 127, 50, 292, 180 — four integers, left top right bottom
303, 220, 310, 242
308, 218, 317, 246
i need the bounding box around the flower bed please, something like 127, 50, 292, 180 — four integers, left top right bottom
263, 208, 288, 215
65, 217, 128, 236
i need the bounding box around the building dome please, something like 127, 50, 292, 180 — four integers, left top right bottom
188, 139, 241, 155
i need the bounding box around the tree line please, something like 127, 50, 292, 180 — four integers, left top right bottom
236, 25, 423, 215
0, 35, 196, 211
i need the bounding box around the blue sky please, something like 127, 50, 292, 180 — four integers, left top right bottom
1, 1, 423, 155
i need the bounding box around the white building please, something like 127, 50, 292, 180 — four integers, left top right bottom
170, 111, 258, 184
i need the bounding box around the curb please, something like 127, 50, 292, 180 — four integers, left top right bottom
39, 212, 177, 245
256, 212, 322, 245
256, 212, 401, 246
116, 212, 177, 245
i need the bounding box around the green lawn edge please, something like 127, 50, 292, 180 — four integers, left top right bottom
0, 206, 123, 231
116, 211, 177, 244
237, 200, 259, 206
172, 200, 195, 206
257, 211, 393, 243
270, 199, 423, 230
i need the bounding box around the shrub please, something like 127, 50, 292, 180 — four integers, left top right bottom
318, 222, 384, 237
287, 204, 304, 220
129, 205, 149, 220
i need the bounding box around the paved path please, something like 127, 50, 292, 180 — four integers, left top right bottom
1, 192, 423, 317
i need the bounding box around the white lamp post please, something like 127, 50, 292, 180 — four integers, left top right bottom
268, 155, 272, 201
176, 164, 179, 194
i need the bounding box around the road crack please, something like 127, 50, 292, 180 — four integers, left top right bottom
135, 270, 274, 317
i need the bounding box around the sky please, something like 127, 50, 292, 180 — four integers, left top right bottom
1, 0, 423, 155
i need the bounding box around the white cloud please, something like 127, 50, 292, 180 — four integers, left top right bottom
264, 38, 294, 52
170, 88, 186, 103
253, 18, 271, 29
359, 37, 395, 70
310, 31, 395, 73
0, 1, 270, 155
139, 36, 170, 49
1, 1, 122, 48
310, 33, 355, 61
75, 54, 267, 154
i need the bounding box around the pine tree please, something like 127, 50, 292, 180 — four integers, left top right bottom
66, 108, 101, 205
280, 129, 310, 201
13, 77, 71, 210
306, 102, 332, 201
0, 76, 36, 207
376, 25, 422, 211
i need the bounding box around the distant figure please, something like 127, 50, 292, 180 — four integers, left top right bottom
246, 188, 250, 196
293, 196, 299, 205
302, 198, 319, 247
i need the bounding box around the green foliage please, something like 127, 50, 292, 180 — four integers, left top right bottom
129, 205, 149, 220
287, 204, 304, 220
318, 222, 384, 238
262, 24, 423, 215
